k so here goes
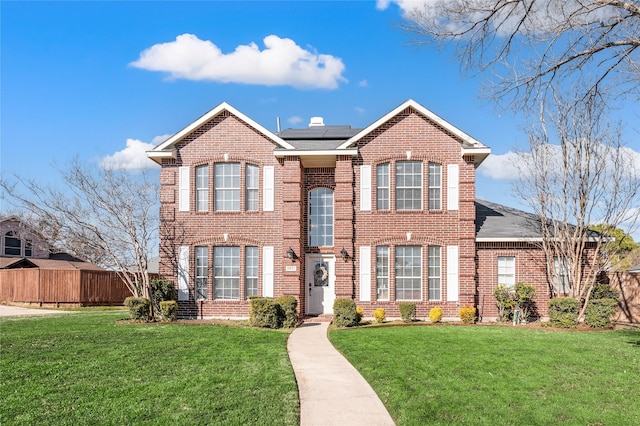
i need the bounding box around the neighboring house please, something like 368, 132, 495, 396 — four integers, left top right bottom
147, 99, 598, 321
0, 217, 130, 306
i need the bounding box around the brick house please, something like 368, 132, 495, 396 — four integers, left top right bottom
147, 99, 592, 320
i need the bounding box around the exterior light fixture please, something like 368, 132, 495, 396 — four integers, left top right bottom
286, 247, 298, 262
340, 247, 349, 262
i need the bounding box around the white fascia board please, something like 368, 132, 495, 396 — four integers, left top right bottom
148, 102, 295, 154
146, 149, 177, 164
462, 146, 492, 167
337, 99, 489, 150
476, 236, 608, 243
273, 149, 358, 158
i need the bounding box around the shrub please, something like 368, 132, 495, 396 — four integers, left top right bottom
494, 284, 515, 322
124, 297, 150, 322
150, 279, 176, 319
398, 302, 416, 323
275, 295, 298, 328
373, 308, 386, 323
585, 298, 617, 328
548, 298, 580, 328
356, 305, 364, 322
459, 306, 476, 324
429, 306, 443, 323
333, 298, 360, 327
590, 284, 619, 301
249, 297, 283, 329
513, 282, 536, 323
159, 300, 178, 322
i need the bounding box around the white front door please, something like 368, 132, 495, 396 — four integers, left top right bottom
305, 255, 336, 315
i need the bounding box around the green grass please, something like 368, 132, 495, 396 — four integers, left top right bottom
1, 312, 298, 425
329, 325, 640, 426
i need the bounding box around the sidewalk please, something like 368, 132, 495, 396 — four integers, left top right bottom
0, 304, 76, 317
287, 322, 396, 426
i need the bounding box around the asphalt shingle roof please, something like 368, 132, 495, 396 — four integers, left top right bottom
475, 199, 543, 240
276, 125, 362, 150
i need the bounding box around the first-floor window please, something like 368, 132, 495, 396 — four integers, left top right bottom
428, 246, 441, 300
395, 246, 421, 300
195, 246, 208, 299
376, 246, 389, 300
245, 246, 258, 297
497, 256, 516, 287
553, 257, 571, 294
214, 246, 240, 299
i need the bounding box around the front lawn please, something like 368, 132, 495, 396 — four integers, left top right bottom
0, 313, 298, 425
329, 324, 640, 425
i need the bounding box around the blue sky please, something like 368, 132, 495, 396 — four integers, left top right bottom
2, 1, 638, 237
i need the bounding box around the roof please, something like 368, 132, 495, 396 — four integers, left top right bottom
475, 200, 604, 242
475, 200, 544, 242
1, 257, 106, 271
275, 125, 362, 151
630, 264, 640, 273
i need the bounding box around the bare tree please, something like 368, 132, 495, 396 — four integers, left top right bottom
400, 0, 640, 109
515, 90, 640, 320
1, 159, 159, 300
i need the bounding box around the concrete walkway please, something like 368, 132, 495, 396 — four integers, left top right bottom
0, 304, 76, 317
287, 322, 396, 426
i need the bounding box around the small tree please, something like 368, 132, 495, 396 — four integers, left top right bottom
513, 282, 536, 324
494, 284, 516, 322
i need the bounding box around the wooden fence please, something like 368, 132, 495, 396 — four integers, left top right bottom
0, 269, 132, 306
608, 271, 640, 323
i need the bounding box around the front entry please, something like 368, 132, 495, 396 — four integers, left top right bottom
305, 255, 336, 315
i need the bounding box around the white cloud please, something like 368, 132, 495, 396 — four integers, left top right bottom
355, 107, 366, 114
478, 151, 521, 180
358, 79, 368, 87
100, 138, 160, 170
288, 116, 303, 125
130, 34, 347, 90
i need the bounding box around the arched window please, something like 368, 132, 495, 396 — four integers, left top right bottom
4, 232, 22, 256
309, 188, 334, 247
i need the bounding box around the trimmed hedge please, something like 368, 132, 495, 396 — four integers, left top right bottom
585, 298, 617, 328
333, 298, 360, 327
249, 297, 283, 329
548, 297, 580, 328
373, 308, 386, 324
124, 297, 150, 322
459, 306, 476, 324
150, 279, 176, 319
159, 300, 178, 322
429, 306, 443, 323
275, 295, 299, 328
398, 302, 416, 323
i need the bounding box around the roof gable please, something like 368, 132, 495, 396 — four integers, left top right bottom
147, 102, 295, 164
337, 99, 491, 166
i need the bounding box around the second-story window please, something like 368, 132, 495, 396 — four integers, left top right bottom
376, 163, 390, 210
215, 163, 240, 211
396, 161, 422, 210
428, 163, 442, 210
246, 164, 259, 211
309, 188, 334, 247
195, 165, 209, 212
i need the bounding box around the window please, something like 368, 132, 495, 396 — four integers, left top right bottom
396, 161, 422, 210
376, 163, 390, 210
497, 256, 516, 287
309, 188, 334, 247
553, 257, 571, 294
428, 246, 441, 300
4, 232, 21, 256
215, 163, 240, 211
376, 246, 389, 300
195, 165, 209, 212
428, 163, 441, 210
195, 246, 208, 299
214, 246, 240, 299
395, 246, 421, 300
25, 240, 32, 257
246, 164, 259, 211
245, 246, 258, 297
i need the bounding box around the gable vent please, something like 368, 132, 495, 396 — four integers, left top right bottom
309, 116, 325, 127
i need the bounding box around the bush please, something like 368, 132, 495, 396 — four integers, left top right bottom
513, 282, 536, 323
159, 300, 178, 322
590, 284, 619, 301
548, 297, 580, 328
356, 306, 364, 322
429, 306, 443, 323
150, 279, 176, 319
333, 298, 360, 327
124, 297, 150, 322
494, 284, 515, 322
373, 308, 386, 323
275, 295, 298, 328
585, 298, 617, 328
398, 302, 416, 323
459, 306, 476, 324
249, 297, 283, 329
